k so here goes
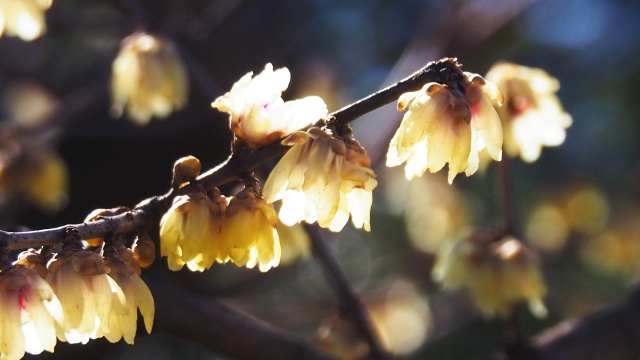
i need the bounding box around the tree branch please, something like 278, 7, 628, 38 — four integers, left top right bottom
1, 57, 464, 249
305, 224, 391, 360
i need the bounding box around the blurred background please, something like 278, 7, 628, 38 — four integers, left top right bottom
1, 0, 640, 359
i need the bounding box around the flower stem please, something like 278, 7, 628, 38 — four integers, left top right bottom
304, 224, 391, 360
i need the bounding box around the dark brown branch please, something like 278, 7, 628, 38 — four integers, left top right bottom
530, 286, 640, 360
148, 268, 335, 360
1, 58, 462, 250
304, 224, 391, 360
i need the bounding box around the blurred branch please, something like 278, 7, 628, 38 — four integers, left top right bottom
305, 224, 390, 360
530, 286, 640, 360
149, 267, 336, 360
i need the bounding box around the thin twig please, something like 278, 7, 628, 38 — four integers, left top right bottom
499, 154, 517, 236
304, 224, 391, 360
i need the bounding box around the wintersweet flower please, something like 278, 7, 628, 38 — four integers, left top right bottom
0, 0, 52, 41
433, 232, 547, 318
111, 32, 188, 125
0, 266, 64, 360
212, 63, 328, 149
221, 186, 281, 272
46, 251, 126, 344
386, 73, 504, 184
486, 62, 572, 162
263, 127, 377, 232
159, 191, 227, 272
102, 249, 154, 344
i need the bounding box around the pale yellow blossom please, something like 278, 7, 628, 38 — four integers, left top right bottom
0, 0, 52, 41
222, 186, 281, 272
433, 234, 547, 318
111, 32, 188, 125
102, 251, 154, 344
159, 192, 227, 272
212, 63, 328, 149
46, 251, 126, 344
0, 266, 64, 360
386, 73, 503, 184
263, 127, 377, 232
486, 62, 572, 162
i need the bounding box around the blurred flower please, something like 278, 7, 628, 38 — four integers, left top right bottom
0, 266, 64, 360
315, 315, 368, 360
212, 63, 328, 149
111, 32, 188, 125
102, 248, 154, 344
580, 206, 640, 278
0, 133, 68, 212
0, 0, 52, 41
222, 186, 281, 272
366, 281, 431, 356
563, 185, 609, 235
159, 191, 227, 272
3, 80, 58, 127
46, 251, 126, 344
263, 127, 377, 232
525, 201, 570, 253
386, 73, 503, 184
486, 62, 572, 162
276, 221, 311, 266
433, 232, 547, 318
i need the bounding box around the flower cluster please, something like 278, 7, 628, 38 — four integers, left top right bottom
263, 127, 377, 232
0, 242, 155, 359
485, 62, 572, 162
433, 232, 547, 318
387, 72, 504, 184
212, 63, 328, 149
111, 32, 189, 125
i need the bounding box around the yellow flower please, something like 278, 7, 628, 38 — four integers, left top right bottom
102, 252, 154, 344
159, 192, 227, 272
46, 251, 126, 344
0, 0, 52, 41
386, 73, 503, 184
486, 62, 572, 162
212, 63, 328, 149
0, 266, 64, 360
433, 233, 547, 318
263, 127, 377, 232
111, 32, 188, 125
222, 186, 281, 272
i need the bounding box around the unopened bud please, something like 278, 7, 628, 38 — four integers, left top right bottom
173, 155, 201, 189
133, 231, 156, 268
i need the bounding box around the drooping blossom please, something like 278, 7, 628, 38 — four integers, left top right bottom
159, 191, 227, 272
111, 32, 188, 125
221, 186, 281, 272
212, 63, 328, 149
46, 251, 126, 344
386, 73, 504, 184
101, 247, 154, 344
486, 62, 572, 162
433, 232, 547, 318
263, 127, 377, 232
0, 266, 64, 360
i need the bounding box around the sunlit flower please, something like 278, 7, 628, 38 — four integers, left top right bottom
0, 0, 52, 41
386, 73, 503, 184
221, 186, 281, 272
111, 32, 188, 125
263, 127, 377, 232
46, 251, 126, 344
433, 232, 547, 318
212, 63, 328, 149
159, 191, 227, 272
102, 249, 154, 344
486, 62, 572, 162
0, 266, 64, 360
